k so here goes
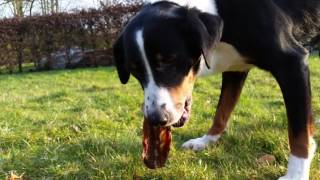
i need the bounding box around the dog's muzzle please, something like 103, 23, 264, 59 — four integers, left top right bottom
144, 97, 192, 127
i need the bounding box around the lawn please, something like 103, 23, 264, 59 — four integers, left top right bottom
0, 56, 319, 179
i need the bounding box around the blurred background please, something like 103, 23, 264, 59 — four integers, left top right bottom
0, 0, 142, 74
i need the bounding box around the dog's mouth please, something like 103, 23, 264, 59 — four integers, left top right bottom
173, 97, 192, 128
142, 97, 192, 169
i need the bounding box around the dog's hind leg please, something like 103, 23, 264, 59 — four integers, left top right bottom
182, 71, 248, 151
270, 49, 316, 180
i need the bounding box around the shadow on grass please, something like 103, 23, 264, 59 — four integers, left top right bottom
80, 86, 117, 93
31, 91, 69, 103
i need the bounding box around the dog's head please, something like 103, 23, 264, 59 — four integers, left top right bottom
114, 2, 223, 126
113, 1, 223, 168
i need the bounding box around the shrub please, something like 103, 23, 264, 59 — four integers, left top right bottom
0, 4, 141, 73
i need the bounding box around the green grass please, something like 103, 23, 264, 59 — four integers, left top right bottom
0, 56, 319, 179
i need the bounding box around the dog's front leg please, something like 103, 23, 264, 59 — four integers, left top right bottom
182, 71, 248, 151
271, 52, 316, 180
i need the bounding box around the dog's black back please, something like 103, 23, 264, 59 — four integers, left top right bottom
216, 0, 320, 47
214, 0, 319, 70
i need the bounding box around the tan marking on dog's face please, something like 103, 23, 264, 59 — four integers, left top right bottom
169, 69, 197, 110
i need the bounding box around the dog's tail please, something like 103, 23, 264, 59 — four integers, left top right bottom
313, 38, 319, 57
309, 35, 320, 48
277, 0, 320, 47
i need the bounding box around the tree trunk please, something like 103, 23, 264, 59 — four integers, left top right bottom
55, 0, 59, 12
17, 49, 23, 73
29, 0, 36, 16
50, 0, 54, 13
40, 0, 45, 15
12, 0, 24, 17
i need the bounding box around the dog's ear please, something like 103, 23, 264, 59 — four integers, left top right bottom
186, 12, 223, 68
113, 34, 130, 84
198, 13, 223, 68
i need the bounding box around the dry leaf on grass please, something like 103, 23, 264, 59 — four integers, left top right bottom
133, 173, 142, 180
6, 171, 24, 180
256, 154, 276, 165
70, 124, 82, 133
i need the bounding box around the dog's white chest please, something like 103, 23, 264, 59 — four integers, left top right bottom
198, 42, 254, 76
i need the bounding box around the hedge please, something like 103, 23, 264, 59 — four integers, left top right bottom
0, 4, 141, 73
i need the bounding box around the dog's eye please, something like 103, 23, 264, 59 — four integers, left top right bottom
156, 54, 176, 63
130, 63, 139, 71
165, 57, 175, 64
155, 62, 171, 71
154, 54, 178, 71
130, 63, 136, 69
166, 54, 177, 63
156, 54, 163, 61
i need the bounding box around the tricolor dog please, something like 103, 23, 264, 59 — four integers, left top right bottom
113, 0, 319, 179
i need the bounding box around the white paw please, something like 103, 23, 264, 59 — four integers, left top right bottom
279, 139, 317, 180
278, 174, 308, 180
278, 176, 292, 180
182, 135, 220, 151
278, 155, 310, 180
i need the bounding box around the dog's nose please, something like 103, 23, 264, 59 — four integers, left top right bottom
147, 105, 170, 126
148, 112, 167, 126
